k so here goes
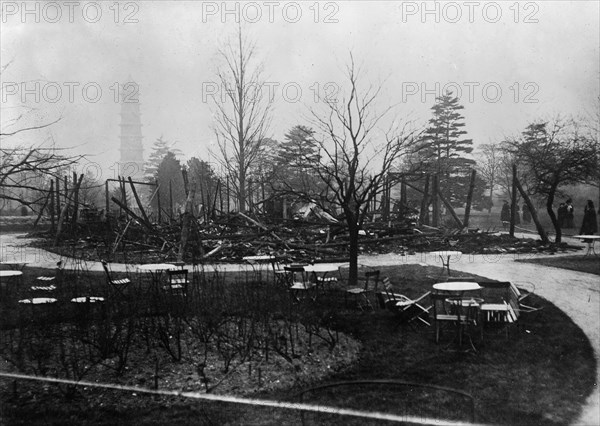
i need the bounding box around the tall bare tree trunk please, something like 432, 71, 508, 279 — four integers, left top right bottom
178, 182, 196, 262
515, 175, 549, 244
510, 165, 518, 237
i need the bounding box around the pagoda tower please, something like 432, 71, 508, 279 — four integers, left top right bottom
118, 78, 144, 180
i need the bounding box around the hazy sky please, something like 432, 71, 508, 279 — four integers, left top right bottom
1, 1, 599, 177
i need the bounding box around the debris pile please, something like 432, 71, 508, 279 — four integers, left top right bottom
33, 206, 581, 264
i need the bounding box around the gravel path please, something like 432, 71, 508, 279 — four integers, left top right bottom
1, 232, 598, 425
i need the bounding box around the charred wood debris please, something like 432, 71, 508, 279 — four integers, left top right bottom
35, 203, 578, 264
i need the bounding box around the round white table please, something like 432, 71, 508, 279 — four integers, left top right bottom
243, 255, 276, 273
433, 281, 481, 292
0, 270, 23, 291
303, 263, 346, 274
429, 251, 463, 275
573, 235, 600, 256
303, 263, 346, 289
137, 263, 177, 272
0, 261, 29, 271
71, 296, 105, 303
18, 297, 57, 305
0, 270, 23, 279
138, 263, 177, 287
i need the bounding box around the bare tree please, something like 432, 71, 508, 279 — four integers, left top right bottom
0, 145, 81, 213
1, 61, 76, 214
297, 55, 418, 286
508, 117, 597, 243
475, 143, 501, 213
211, 27, 272, 213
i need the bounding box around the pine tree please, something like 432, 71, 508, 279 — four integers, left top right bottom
145, 136, 182, 181
419, 91, 477, 206
277, 125, 320, 170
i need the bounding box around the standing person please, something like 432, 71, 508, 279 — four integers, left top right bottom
500, 200, 510, 229
513, 203, 521, 225
522, 203, 532, 224
579, 200, 598, 235
564, 199, 575, 228
557, 203, 567, 228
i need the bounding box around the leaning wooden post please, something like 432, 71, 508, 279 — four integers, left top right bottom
34, 189, 52, 227
49, 180, 55, 231
128, 177, 150, 225
64, 175, 69, 222
211, 180, 220, 220
510, 164, 518, 237
105, 180, 110, 218
432, 174, 439, 227
218, 178, 223, 214
55, 177, 61, 218
384, 176, 391, 222
399, 178, 407, 217
419, 174, 430, 225
436, 186, 463, 228
156, 180, 162, 224
54, 174, 84, 246
226, 176, 230, 213
463, 169, 477, 228
71, 172, 80, 225
169, 180, 174, 221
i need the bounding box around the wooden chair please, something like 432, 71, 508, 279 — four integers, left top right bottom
379, 277, 431, 329
430, 292, 472, 344
271, 259, 289, 287
284, 266, 316, 301
510, 282, 542, 314
32, 261, 63, 294
346, 270, 380, 311
164, 269, 188, 296
478, 281, 519, 339
101, 260, 131, 297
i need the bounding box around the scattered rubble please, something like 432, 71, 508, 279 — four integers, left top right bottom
29, 208, 581, 264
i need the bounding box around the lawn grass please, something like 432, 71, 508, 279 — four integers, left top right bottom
516, 254, 600, 276
0, 264, 596, 425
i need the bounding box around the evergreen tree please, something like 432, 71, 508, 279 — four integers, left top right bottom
145, 136, 182, 181
418, 91, 477, 206
277, 125, 320, 170
188, 157, 219, 218
151, 151, 186, 216
275, 125, 321, 194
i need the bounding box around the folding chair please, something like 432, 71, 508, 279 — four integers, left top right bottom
271, 259, 289, 287
510, 282, 542, 314
478, 281, 519, 339
164, 268, 188, 296
101, 260, 131, 297
32, 260, 63, 294
345, 270, 380, 311
284, 265, 316, 301
379, 277, 431, 330
430, 292, 471, 344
